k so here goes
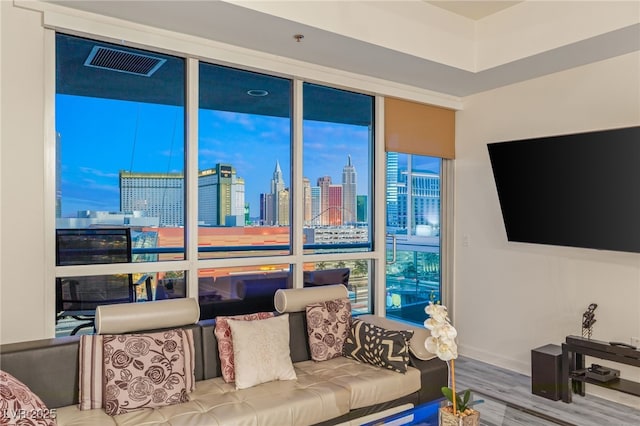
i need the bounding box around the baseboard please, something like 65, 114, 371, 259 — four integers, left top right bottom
458, 344, 530, 376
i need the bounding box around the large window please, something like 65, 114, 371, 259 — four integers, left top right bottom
52, 31, 451, 337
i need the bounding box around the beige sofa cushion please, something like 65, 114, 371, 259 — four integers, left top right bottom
54, 367, 351, 426
295, 356, 421, 410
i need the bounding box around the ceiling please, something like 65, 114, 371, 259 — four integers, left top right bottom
427, 1, 521, 20
47, 1, 640, 98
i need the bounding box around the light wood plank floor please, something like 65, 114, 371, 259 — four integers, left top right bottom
455, 356, 640, 426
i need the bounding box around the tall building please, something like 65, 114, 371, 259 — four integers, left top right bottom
386, 152, 399, 228
397, 169, 440, 234
328, 185, 343, 226
356, 195, 368, 223
199, 164, 245, 226
310, 186, 321, 226
261, 161, 289, 225
303, 177, 311, 225
120, 171, 184, 226
317, 176, 332, 225
342, 155, 357, 224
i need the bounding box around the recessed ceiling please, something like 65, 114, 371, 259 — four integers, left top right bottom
427, 1, 522, 20
44, 1, 640, 98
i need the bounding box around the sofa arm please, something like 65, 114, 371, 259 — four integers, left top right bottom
410, 356, 448, 403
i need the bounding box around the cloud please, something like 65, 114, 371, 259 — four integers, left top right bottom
78, 167, 119, 178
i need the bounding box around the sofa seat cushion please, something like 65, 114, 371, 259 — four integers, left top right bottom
295, 356, 421, 409
54, 370, 350, 426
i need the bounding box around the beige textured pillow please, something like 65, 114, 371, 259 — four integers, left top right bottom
227, 314, 297, 390
214, 312, 274, 383
306, 297, 352, 361
102, 330, 190, 416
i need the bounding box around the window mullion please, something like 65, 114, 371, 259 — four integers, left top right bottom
291, 79, 304, 288
185, 57, 199, 297
373, 95, 387, 317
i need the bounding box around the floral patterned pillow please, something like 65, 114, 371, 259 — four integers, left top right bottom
306, 297, 352, 361
78, 329, 196, 411
102, 330, 189, 416
214, 312, 274, 383
0, 369, 56, 425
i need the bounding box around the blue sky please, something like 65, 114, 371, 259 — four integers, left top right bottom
57, 95, 375, 218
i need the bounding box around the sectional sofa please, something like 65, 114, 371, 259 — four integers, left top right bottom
0, 285, 447, 425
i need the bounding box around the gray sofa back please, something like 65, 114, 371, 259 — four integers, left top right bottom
0, 312, 311, 409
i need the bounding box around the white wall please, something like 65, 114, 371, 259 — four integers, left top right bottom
1, 2, 49, 344
455, 51, 640, 407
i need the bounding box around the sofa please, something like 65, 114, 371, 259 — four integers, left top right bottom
0, 285, 447, 425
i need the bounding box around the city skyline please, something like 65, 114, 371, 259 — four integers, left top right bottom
57, 94, 371, 219
57, 95, 441, 222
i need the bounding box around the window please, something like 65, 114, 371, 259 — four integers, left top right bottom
55, 34, 186, 262
198, 63, 292, 258
302, 83, 373, 254
385, 154, 442, 325
53, 31, 449, 337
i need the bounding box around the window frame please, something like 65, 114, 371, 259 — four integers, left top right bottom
45, 17, 452, 337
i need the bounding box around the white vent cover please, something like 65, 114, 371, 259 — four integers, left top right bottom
84, 46, 166, 77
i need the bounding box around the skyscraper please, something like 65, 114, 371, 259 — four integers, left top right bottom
261, 161, 289, 225
120, 171, 184, 226
310, 186, 321, 226
328, 185, 343, 226
199, 164, 245, 226
316, 176, 332, 225
342, 155, 357, 224
386, 152, 399, 228
397, 169, 440, 233
303, 177, 311, 225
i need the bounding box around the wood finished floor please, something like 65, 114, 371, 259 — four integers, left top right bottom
455, 356, 640, 426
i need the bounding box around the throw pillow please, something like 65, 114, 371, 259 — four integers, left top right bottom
227, 314, 297, 390
79, 329, 196, 411
342, 318, 414, 373
0, 369, 56, 425
305, 297, 352, 361
214, 312, 274, 383
102, 329, 190, 416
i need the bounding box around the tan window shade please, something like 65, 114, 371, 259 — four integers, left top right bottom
385, 97, 455, 159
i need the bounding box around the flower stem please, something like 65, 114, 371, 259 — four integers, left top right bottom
451, 358, 457, 416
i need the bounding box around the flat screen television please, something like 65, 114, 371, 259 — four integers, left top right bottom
487, 126, 640, 253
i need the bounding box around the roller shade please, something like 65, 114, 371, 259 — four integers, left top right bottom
385, 97, 455, 159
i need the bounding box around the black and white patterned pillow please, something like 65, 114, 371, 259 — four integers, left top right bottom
342, 318, 414, 373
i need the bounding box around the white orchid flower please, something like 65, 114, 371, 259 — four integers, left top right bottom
424, 302, 459, 363
435, 323, 457, 340
425, 302, 449, 323
425, 336, 439, 354
435, 339, 458, 361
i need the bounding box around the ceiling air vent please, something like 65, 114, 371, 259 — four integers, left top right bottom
84, 46, 166, 77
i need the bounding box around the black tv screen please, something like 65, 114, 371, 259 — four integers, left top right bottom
487, 126, 640, 253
